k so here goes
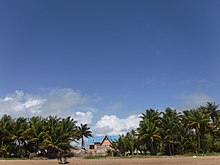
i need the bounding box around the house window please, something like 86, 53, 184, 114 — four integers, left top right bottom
89, 145, 94, 149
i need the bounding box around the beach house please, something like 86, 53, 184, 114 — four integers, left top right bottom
87, 135, 119, 155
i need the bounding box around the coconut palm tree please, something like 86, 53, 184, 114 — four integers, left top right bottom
201, 102, 219, 123
161, 108, 181, 155
201, 102, 220, 147
176, 123, 195, 154
124, 130, 137, 156
11, 117, 29, 157
0, 115, 13, 146
23, 116, 47, 155
0, 115, 13, 157
140, 108, 161, 124
138, 120, 162, 155
41, 116, 77, 158
60, 117, 78, 141
182, 109, 211, 152
0, 115, 80, 158
77, 124, 92, 149
138, 109, 162, 156
112, 134, 127, 156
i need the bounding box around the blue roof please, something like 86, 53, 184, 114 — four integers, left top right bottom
87, 135, 119, 145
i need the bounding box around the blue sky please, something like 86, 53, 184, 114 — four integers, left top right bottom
0, 0, 220, 135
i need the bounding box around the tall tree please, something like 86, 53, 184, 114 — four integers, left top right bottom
125, 130, 137, 156
77, 124, 92, 149
0, 115, 80, 158
201, 102, 219, 124
161, 108, 181, 155
201, 102, 220, 149
23, 116, 47, 154
138, 109, 162, 155
11, 117, 29, 157
112, 134, 127, 156
0, 115, 13, 146
0, 115, 13, 158
182, 109, 211, 152
41, 116, 78, 158
139, 108, 161, 124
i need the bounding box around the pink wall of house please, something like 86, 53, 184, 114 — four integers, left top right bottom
101, 138, 111, 146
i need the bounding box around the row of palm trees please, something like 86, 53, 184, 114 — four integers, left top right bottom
0, 115, 92, 158
1, 102, 219, 158
113, 102, 220, 156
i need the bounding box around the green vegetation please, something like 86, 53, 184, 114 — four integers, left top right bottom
0, 115, 92, 159
1, 101, 220, 159
77, 124, 92, 149
84, 155, 108, 159
111, 102, 220, 156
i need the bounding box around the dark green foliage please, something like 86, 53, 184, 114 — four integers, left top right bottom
1, 102, 219, 158
112, 102, 220, 156
0, 115, 89, 158
77, 124, 92, 149
161, 108, 181, 155
138, 109, 162, 155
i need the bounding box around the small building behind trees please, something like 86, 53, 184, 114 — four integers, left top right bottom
87, 135, 119, 156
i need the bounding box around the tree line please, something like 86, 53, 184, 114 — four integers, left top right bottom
1, 102, 219, 158
112, 102, 220, 156
0, 115, 92, 158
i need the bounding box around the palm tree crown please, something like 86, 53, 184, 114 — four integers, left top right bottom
77, 124, 92, 149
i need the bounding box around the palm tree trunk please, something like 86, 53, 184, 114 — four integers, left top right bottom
131, 145, 134, 156
81, 136, 84, 149
172, 142, 175, 155
200, 127, 205, 152
197, 129, 200, 152
169, 143, 172, 155
149, 141, 155, 155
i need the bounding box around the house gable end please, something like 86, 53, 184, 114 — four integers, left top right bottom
100, 136, 112, 146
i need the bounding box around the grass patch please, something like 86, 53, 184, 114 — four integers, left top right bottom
84, 153, 220, 159
182, 152, 220, 157
84, 155, 156, 159
84, 155, 108, 159
0, 157, 28, 160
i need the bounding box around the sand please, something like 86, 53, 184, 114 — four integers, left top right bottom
0, 156, 220, 165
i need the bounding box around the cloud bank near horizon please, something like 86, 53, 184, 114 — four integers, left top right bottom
0, 89, 140, 136
0, 89, 216, 136
0, 89, 94, 125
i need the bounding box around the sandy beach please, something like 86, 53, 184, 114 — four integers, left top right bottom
1, 156, 220, 165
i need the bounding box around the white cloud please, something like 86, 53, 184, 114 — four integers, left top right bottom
0, 90, 46, 116
0, 89, 95, 124
177, 93, 214, 110
39, 88, 89, 117
0, 89, 142, 136
93, 114, 140, 136
73, 111, 93, 125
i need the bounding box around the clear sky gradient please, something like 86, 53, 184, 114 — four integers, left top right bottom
0, 0, 220, 135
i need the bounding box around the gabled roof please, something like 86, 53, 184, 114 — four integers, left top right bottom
88, 135, 119, 145
100, 135, 112, 146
